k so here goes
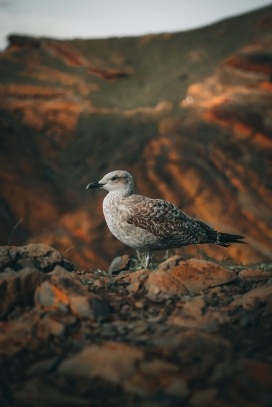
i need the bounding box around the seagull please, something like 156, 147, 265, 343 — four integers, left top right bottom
86, 170, 246, 268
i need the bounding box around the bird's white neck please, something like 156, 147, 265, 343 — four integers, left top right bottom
105, 186, 134, 200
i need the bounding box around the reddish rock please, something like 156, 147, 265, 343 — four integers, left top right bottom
0, 267, 47, 318
0, 320, 35, 355
145, 256, 237, 302
35, 266, 109, 319
122, 268, 151, 293
231, 282, 272, 309
93, 278, 106, 289
0, 241, 271, 406
58, 342, 144, 384
238, 268, 272, 279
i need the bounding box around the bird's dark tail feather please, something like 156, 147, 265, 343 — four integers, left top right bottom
217, 232, 246, 247
195, 220, 246, 247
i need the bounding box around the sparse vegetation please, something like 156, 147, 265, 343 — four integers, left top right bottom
129, 250, 158, 271
7, 218, 23, 246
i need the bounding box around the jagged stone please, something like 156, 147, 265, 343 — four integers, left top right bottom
0, 267, 47, 318
108, 255, 131, 275
122, 268, 151, 293
0, 244, 272, 406
35, 266, 109, 320
0, 244, 74, 273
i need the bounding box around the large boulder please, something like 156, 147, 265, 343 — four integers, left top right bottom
145, 256, 237, 302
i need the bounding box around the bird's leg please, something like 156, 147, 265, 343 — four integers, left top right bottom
145, 251, 150, 269
164, 250, 169, 260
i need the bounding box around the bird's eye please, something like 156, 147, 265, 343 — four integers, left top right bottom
111, 176, 118, 181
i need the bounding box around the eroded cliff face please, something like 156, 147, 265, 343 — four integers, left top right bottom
0, 6, 272, 268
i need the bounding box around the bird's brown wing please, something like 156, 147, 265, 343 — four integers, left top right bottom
126, 198, 205, 242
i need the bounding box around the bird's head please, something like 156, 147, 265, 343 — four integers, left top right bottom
86, 170, 134, 196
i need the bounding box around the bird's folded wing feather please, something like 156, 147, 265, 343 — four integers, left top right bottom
125, 197, 206, 241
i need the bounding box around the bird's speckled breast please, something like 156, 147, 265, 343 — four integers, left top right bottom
103, 193, 122, 239
103, 192, 160, 250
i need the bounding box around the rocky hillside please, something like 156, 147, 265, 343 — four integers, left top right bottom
0, 6, 272, 269
0, 243, 272, 406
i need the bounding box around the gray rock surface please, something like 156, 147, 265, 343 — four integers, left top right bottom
0, 243, 74, 273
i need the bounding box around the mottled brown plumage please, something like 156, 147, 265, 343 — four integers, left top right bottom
86, 170, 246, 268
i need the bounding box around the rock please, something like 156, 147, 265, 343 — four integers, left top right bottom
0, 246, 14, 270
42, 315, 66, 337
13, 378, 90, 407
93, 278, 106, 289
91, 295, 111, 321
0, 267, 47, 318
58, 342, 144, 384
35, 310, 78, 342
190, 387, 218, 406
239, 268, 272, 279
0, 244, 74, 273
238, 359, 272, 390
140, 359, 178, 374
231, 282, 272, 309
125, 269, 151, 293
211, 357, 272, 395
1, 241, 272, 406
164, 378, 190, 398
168, 296, 229, 330
145, 256, 237, 302
63, 258, 75, 272
0, 320, 35, 355
123, 359, 186, 397
178, 329, 232, 361
35, 266, 109, 319
26, 356, 62, 376
108, 255, 131, 275
135, 301, 144, 308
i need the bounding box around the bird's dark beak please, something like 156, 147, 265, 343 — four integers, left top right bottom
86, 181, 104, 190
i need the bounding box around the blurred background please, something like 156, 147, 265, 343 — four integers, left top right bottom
0, 0, 272, 269
0, 1, 271, 49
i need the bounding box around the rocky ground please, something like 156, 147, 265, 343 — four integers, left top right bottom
0, 243, 272, 407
